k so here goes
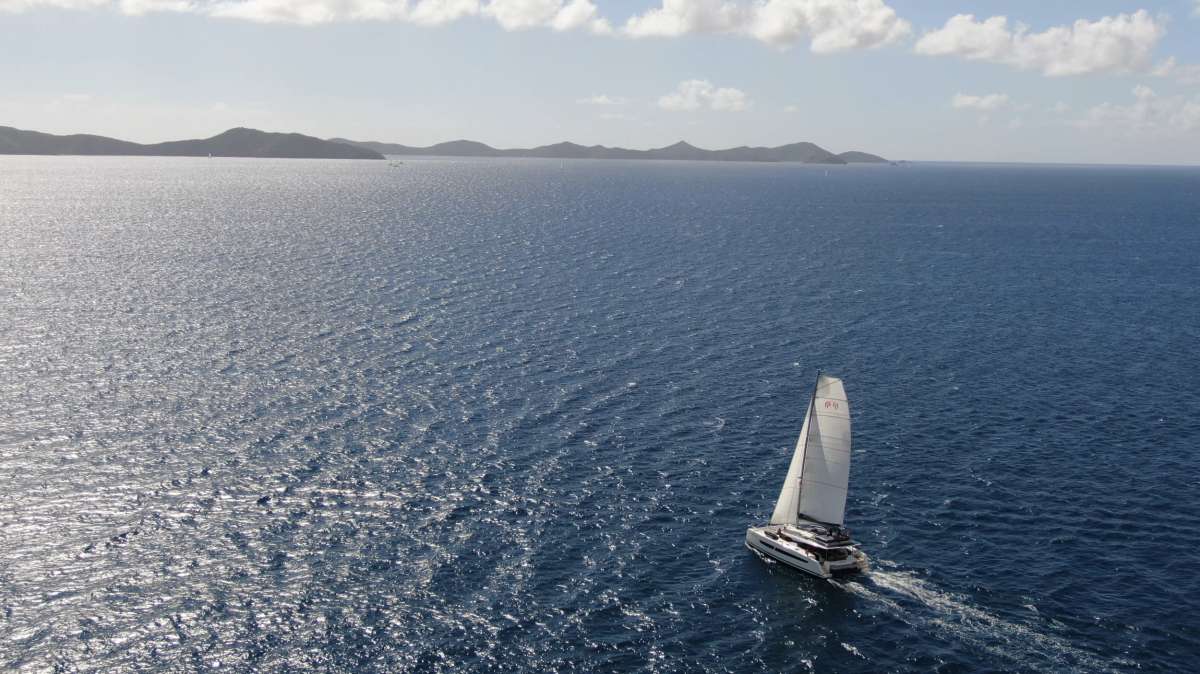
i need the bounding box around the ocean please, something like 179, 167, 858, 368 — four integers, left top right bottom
2, 156, 1198, 672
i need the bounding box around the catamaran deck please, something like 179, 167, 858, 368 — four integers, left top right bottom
778, 521, 859, 549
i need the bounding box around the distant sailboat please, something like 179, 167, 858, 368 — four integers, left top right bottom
745, 372, 868, 578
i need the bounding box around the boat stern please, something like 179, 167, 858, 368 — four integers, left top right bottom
826, 549, 869, 575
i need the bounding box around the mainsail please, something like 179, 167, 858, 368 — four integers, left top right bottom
769, 374, 852, 526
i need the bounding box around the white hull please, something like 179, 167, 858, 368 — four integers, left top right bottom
745, 526, 867, 579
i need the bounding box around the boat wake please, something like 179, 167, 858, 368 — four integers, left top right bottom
837, 566, 1132, 673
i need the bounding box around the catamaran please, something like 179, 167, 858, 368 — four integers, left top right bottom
745, 373, 868, 579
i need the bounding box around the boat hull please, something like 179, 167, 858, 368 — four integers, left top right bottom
739, 525, 864, 578
745, 527, 831, 579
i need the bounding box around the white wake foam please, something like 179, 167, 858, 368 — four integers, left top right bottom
839, 567, 1133, 673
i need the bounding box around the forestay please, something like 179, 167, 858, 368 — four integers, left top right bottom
769, 375, 852, 526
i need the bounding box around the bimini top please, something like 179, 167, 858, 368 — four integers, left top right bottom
780, 520, 859, 550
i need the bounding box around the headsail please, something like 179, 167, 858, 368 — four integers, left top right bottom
768, 396, 813, 526
769, 374, 852, 526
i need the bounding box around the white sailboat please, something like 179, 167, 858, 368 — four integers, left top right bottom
745, 372, 869, 578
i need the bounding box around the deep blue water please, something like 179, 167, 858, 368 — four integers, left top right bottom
2, 156, 1199, 672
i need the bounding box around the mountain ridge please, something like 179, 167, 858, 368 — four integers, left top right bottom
330, 137, 888, 164
0, 126, 384, 159
0, 125, 889, 164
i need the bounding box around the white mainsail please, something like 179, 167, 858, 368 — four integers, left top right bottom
769, 374, 852, 526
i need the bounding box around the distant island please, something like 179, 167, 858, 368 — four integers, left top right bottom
332, 137, 887, 165
0, 126, 384, 160
0, 124, 889, 164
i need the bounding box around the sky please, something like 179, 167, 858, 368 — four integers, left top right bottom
3, 0, 1200, 163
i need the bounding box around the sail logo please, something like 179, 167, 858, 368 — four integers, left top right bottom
824, 400, 840, 410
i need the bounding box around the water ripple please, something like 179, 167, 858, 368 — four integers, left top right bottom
1, 157, 1198, 672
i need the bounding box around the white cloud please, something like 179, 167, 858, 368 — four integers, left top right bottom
205, 0, 370, 24
624, 0, 911, 52
577, 94, 627, 105
915, 10, 1166, 77
0, 0, 106, 9
409, 0, 481, 25
1151, 56, 1200, 85
1179, 66, 1200, 85
484, 0, 610, 34
708, 87, 750, 111
0, 0, 914, 48
1078, 84, 1200, 134
119, 0, 195, 15
207, 0, 476, 26
952, 93, 1015, 127
951, 93, 1010, 111
0, 0, 609, 33
1049, 101, 1070, 115
1151, 56, 1177, 77
783, 104, 799, 113
658, 79, 750, 112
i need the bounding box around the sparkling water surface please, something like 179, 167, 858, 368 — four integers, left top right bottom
2, 156, 1199, 672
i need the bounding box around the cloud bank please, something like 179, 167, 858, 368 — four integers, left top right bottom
577, 94, 627, 105
951, 93, 1010, 111
1078, 85, 1200, 134
623, 0, 910, 51
0, 0, 612, 32
485, 0, 610, 33
1, 0, 911, 50
915, 10, 1166, 76
1151, 56, 1200, 85
4, 0, 1188, 82
0, 0, 107, 8
658, 79, 750, 111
